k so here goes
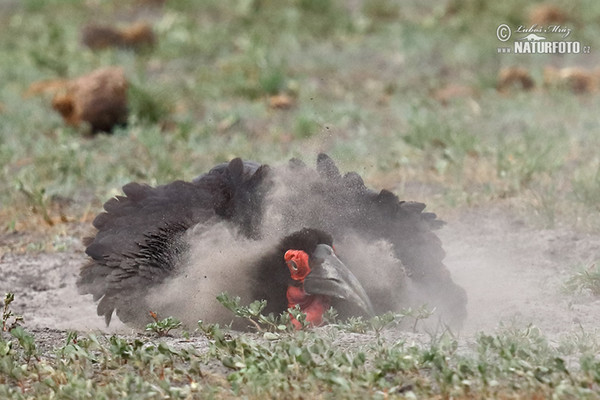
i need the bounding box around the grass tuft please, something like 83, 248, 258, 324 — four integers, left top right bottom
564, 262, 600, 296
2, 293, 24, 334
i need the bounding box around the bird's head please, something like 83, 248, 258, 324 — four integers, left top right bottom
280, 228, 374, 328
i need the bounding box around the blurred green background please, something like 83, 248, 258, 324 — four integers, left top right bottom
1, 0, 600, 249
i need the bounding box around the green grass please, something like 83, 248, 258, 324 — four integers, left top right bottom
2, 0, 600, 235
1, 293, 600, 399
2, 0, 600, 397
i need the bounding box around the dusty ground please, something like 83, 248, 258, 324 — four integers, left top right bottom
1, 203, 599, 351
441, 205, 600, 338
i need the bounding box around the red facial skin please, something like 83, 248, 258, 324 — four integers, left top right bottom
284, 249, 330, 329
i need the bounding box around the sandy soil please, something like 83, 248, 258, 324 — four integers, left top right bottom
1, 204, 599, 351
441, 206, 600, 338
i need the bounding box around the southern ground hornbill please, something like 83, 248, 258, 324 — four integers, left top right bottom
78, 154, 467, 329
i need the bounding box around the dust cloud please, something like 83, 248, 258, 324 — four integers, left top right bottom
2, 199, 599, 340
439, 206, 600, 338
147, 222, 272, 329
147, 175, 600, 337
145, 161, 466, 330
6, 160, 598, 337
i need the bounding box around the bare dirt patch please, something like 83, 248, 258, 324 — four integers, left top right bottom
441, 205, 600, 338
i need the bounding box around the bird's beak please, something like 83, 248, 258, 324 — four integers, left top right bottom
304, 244, 375, 317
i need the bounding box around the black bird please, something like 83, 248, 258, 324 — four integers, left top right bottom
78, 154, 467, 329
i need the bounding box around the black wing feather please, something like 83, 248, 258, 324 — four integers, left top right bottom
273, 153, 466, 324
78, 159, 269, 326
79, 153, 466, 328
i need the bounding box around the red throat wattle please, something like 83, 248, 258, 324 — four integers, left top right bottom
284, 249, 330, 329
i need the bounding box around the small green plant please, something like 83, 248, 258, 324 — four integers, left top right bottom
294, 115, 320, 139
369, 311, 401, 335
332, 306, 433, 335
10, 326, 38, 363
216, 292, 298, 332
145, 311, 182, 337
564, 262, 600, 296
402, 304, 436, 331
128, 83, 172, 125
16, 181, 53, 226
1, 293, 38, 364
258, 67, 287, 95
339, 315, 369, 333
2, 292, 24, 333
108, 335, 145, 362
55, 331, 98, 364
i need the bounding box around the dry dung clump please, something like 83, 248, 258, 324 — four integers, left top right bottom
528, 4, 569, 25
496, 65, 599, 94
81, 22, 155, 50
52, 67, 128, 132
497, 67, 535, 93
28, 67, 129, 133
268, 94, 295, 109
543, 66, 598, 93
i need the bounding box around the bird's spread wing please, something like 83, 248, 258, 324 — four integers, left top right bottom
78, 158, 269, 326
316, 154, 466, 324
79, 154, 466, 328
268, 154, 467, 325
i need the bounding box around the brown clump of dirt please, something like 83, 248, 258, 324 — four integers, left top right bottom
529, 4, 569, 25
495, 65, 600, 95
28, 67, 129, 133
497, 66, 535, 93
268, 94, 295, 110
81, 22, 156, 50
52, 67, 128, 133
543, 66, 598, 94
